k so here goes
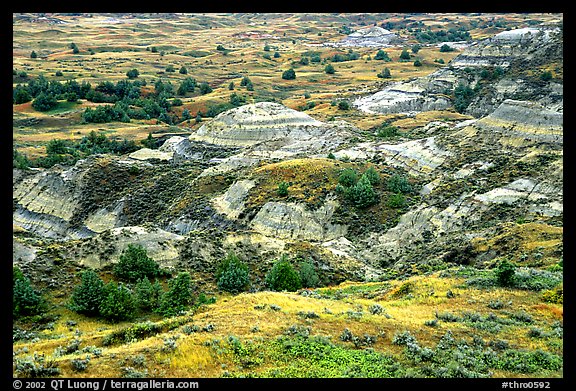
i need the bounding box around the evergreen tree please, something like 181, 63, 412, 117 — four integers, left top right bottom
69, 270, 105, 317
13, 272, 46, 318
346, 173, 379, 209
364, 166, 381, 185
114, 244, 160, 282
265, 256, 302, 292
324, 64, 335, 74
158, 272, 194, 317
32, 92, 58, 112
440, 44, 454, 52
216, 253, 250, 294
199, 82, 212, 95
338, 100, 350, 110
399, 49, 411, 60
282, 68, 296, 80
126, 69, 139, 79
495, 259, 516, 287
99, 282, 136, 322
299, 260, 321, 288
135, 277, 164, 312
338, 168, 358, 187
377, 67, 391, 79
240, 76, 251, 87
374, 49, 391, 61
13, 148, 30, 169
386, 174, 412, 194
30, 51, 37, 59
179, 66, 188, 74
13, 86, 32, 104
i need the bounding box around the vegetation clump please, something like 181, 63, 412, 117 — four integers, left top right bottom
265, 256, 302, 292
216, 253, 251, 294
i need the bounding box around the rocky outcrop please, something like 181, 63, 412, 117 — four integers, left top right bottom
250, 197, 346, 242
212, 179, 256, 219
472, 99, 563, 145
353, 78, 452, 115
193, 103, 355, 177
451, 27, 561, 68
337, 26, 401, 47
354, 25, 563, 117
191, 102, 325, 147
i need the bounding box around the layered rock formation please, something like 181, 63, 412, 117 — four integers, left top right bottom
337, 26, 401, 47
191, 102, 324, 146
354, 25, 563, 117
451, 27, 561, 68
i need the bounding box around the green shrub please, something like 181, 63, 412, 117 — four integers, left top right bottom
495, 259, 516, 287
337, 100, 350, 110
114, 244, 160, 282
386, 174, 412, 193
387, 193, 406, 208
13, 274, 46, 318
158, 272, 194, 317
265, 256, 302, 292
364, 166, 381, 185
299, 260, 321, 288
69, 270, 105, 317
135, 277, 163, 311
338, 168, 358, 187
277, 181, 290, 197
376, 123, 399, 138
346, 174, 379, 209
99, 282, 136, 322
282, 68, 296, 80
216, 253, 251, 294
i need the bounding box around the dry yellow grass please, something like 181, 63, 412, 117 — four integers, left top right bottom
13, 269, 563, 378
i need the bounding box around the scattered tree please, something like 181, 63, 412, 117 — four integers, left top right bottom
126, 69, 139, 79
99, 282, 136, 322
135, 277, 163, 312
69, 270, 105, 317
158, 272, 194, 317
399, 49, 411, 60
265, 256, 302, 292
282, 68, 296, 80
277, 181, 290, 197
377, 67, 391, 79
114, 244, 160, 282
440, 44, 455, 52
374, 49, 391, 61
495, 259, 516, 287
299, 260, 321, 288
216, 253, 251, 294
13, 270, 46, 318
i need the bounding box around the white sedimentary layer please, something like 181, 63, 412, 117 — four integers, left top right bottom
191, 102, 324, 146
251, 197, 346, 242
212, 179, 256, 219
